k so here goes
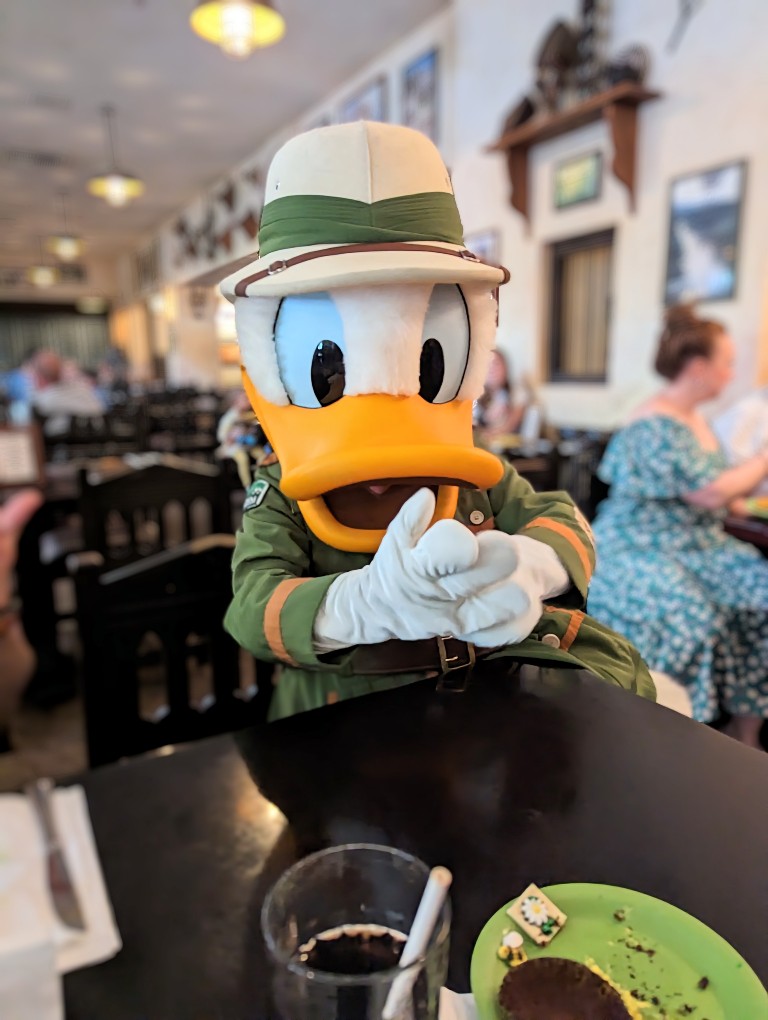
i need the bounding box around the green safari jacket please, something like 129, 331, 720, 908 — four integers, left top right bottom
225, 462, 656, 719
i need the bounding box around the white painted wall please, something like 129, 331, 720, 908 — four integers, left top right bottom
451, 0, 768, 427
139, 0, 768, 426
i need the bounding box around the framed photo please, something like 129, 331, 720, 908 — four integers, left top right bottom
554, 152, 602, 209
663, 160, 747, 304
464, 229, 500, 265
339, 77, 388, 124
402, 48, 439, 143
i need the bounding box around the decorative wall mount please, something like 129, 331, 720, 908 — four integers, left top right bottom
488, 81, 661, 225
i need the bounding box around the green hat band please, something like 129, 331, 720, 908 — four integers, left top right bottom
258, 192, 464, 256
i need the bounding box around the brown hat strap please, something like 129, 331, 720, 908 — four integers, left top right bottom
233, 242, 510, 296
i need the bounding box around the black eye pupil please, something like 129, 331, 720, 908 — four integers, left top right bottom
419, 338, 445, 403
311, 340, 346, 406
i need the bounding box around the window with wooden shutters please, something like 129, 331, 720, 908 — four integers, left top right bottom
548, 228, 614, 382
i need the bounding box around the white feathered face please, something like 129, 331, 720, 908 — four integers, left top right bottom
234, 281, 498, 408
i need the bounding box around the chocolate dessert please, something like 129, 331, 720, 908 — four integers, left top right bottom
498, 958, 633, 1019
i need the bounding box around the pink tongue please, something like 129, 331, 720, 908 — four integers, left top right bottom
367, 484, 391, 496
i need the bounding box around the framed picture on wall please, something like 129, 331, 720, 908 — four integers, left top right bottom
464, 229, 500, 265
663, 160, 747, 304
339, 77, 388, 124
402, 48, 439, 143
554, 152, 602, 209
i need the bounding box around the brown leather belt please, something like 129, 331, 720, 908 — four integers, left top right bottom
353, 636, 495, 692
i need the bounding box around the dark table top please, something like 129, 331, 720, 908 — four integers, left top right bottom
725, 513, 768, 550
63, 663, 768, 1019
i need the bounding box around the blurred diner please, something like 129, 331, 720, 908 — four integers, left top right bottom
588, 305, 768, 746
30, 350, 106, 432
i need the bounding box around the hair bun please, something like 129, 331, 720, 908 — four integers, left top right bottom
663, 303, 698, 332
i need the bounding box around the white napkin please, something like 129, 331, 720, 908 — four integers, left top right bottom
0, 786, 122, 1020
439, 988, 478, 1019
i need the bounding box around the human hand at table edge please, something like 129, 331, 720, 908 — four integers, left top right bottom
1, 488, 43, 728
0, 489, 42, 604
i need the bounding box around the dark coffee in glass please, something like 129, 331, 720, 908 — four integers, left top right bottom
261, 844, 451, 1020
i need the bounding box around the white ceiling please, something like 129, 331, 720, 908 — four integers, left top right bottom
0, 0, 448, 293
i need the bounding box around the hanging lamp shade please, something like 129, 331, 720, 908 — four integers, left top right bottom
190, 0, 285, 58
27, 237, 60, 287
87, 105, 145, 207
46, 234, 84, 261
47, 190, 85, 261
87, 171, 145, 207
26, 265, 60, 288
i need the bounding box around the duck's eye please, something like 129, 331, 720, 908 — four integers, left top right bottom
311, 340, 346, 406
419, 338, 445, 402
273, 292, 346, 408
418, 285, 470, 404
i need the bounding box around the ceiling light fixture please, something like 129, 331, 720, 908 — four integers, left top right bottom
27, 237, 60, 288
190, 0, 285, 59
46, 189, 84, 262
87, 104, 145, 207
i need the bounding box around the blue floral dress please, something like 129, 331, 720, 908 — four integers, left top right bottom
587, 416, 768, 721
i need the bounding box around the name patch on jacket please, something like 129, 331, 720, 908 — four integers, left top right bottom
243, 479, 270, 511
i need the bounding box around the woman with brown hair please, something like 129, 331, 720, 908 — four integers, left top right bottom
587, 304, 768, 746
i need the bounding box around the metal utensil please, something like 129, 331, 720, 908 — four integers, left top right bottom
25, 777, 87, 931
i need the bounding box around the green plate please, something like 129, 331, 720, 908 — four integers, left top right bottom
746, 498, 768, 519
470, 883, 767, 1020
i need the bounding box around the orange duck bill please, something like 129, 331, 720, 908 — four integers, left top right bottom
243, 378, 504, 553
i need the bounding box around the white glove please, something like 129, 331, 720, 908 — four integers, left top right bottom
313, 490, 570, 652
437, 532, 570, 647
313, 489, 517, 651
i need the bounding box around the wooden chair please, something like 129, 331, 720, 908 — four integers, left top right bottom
78, 454, 233, 569
35, 405, 148, 463
68, 535, 274, 767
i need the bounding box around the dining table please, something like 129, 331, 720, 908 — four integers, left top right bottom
62, 661, 768, 1019
724, 512, 768, 553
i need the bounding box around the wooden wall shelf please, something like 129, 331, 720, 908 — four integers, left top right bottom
488, 82, 662, 224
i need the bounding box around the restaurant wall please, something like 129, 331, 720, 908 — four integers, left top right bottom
451, 0, 768, 427
138, 1, 768, 424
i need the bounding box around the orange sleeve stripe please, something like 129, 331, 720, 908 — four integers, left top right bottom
523, 517, 593, 582
561, 610, 585, 652
264, 578, 308, 666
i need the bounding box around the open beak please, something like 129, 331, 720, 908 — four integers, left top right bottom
243, 371, 504, 552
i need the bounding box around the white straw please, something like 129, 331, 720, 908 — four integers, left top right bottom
382, 865, 453, 1020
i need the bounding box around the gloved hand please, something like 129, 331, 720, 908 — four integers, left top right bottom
313, 489, 517, 651
313, 489, 570, 651
437, 531, 570, 646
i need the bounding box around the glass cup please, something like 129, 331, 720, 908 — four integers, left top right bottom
261, 843, 451, 1020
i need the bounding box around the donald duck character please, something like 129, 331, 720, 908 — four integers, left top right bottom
222, 121, 655, 720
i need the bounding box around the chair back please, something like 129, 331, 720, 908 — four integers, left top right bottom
35, 405, 147, 462
69, 536, 273, 767
79, 454, 232, 568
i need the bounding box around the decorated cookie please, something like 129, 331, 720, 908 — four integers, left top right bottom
506, 883, 567, 946
497, 929, 527, 967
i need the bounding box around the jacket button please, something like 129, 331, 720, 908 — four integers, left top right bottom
469, 510, 485, 525
541, 633, 561, 648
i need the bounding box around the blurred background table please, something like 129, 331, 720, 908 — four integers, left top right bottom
63, 662, 768, 1019
724, 514, 768, 554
